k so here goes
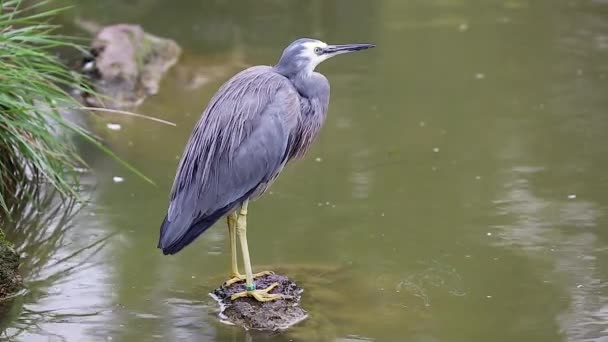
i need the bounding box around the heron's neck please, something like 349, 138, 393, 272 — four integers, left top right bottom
283, 71, 330, 161
293, 72, 330, 121
290, 71, 320, 99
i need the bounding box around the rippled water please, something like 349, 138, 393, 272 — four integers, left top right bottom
3, 0, 608, 341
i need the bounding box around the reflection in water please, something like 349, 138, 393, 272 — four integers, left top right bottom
493, 2, 608, 330
0, 176, 114, 340
493, 164, 606, 341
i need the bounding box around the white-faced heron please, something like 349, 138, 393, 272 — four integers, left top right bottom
158, 38, 375, 301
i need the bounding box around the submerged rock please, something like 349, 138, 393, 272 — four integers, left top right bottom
79, 24, 181, 108
0, 238, 21, 299
210, 273, 307, 332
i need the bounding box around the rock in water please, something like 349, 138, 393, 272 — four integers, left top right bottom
210, 273, 308, 331
80, 24, 181, 108
0, 241, 21, 299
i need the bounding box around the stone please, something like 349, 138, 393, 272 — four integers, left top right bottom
79, 24, 181, 108
210, 273, 308, 332
0, 239, 21, 299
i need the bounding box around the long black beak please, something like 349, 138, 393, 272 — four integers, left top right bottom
324, 43, 375, 55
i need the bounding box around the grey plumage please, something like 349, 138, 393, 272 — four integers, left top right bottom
159, 38, 374, 255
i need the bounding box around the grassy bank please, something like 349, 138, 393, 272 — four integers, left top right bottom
0, 0, 89, 211
0, 0, 119, 297
0, 0, 154, 214
0, 0, 85, 297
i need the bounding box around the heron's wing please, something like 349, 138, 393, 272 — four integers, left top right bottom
159, 66, 299, 254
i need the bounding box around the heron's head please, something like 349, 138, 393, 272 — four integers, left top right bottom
274, 38, 375, 77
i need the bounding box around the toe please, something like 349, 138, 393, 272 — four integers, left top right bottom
253, 270, 275, 277
260, 282, 280, 293
224, 275, 246, 286
252, 292, 282, 302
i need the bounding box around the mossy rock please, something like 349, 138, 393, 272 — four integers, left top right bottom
0, 239, 21, 299
79, 23, 182, 108
211, 273, 307, 333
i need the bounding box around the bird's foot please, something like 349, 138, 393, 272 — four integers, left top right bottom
230, 282, 289, 302
223, 270, 275, 287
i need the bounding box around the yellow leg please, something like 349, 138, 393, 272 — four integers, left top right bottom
227, 212, 241, 278
223, 211, 274, 287
230, 200, 284, 302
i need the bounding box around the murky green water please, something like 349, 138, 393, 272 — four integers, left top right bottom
3, 0, 608, 341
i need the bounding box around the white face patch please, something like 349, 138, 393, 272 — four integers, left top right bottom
299, 40, 330, 73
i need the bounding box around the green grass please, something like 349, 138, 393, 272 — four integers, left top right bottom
0, 0, 152, 214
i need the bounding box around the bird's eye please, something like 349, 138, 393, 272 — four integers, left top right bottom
314, 47, 323, 55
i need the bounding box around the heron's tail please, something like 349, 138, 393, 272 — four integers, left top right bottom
158, 190, 256, 255
157, 205, 234, 255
